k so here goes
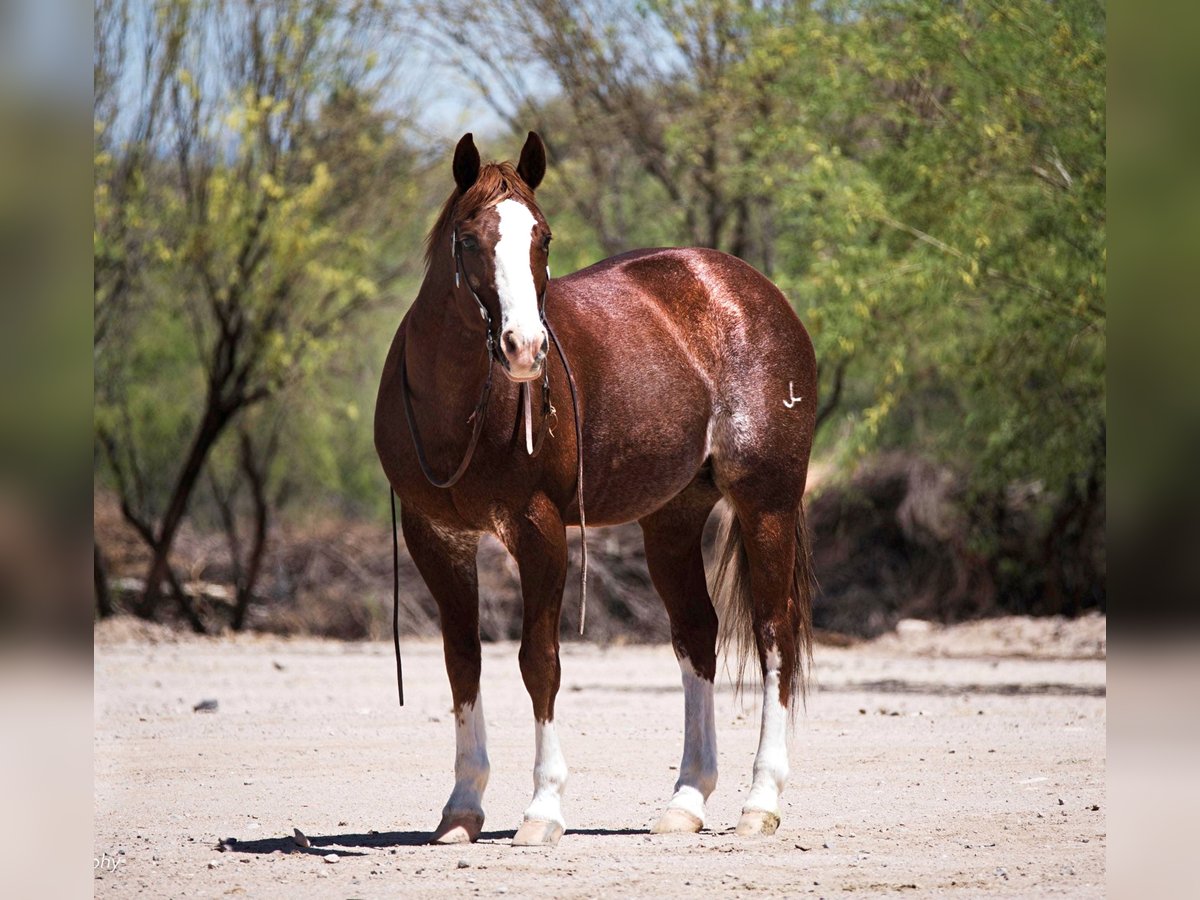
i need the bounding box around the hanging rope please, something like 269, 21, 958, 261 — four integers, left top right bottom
390, 488, 404, 707
545, 321, 587, 634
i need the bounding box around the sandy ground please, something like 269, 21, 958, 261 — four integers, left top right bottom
94, 615, 1105, 898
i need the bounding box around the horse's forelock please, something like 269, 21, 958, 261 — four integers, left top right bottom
424, 162, 540, 269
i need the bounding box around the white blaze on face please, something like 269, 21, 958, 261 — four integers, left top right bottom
744, 645, 790, 815
669, 655, 718, 823
443, 698, 489, 819
523, 718, 568, 828
492, 198, 542, 341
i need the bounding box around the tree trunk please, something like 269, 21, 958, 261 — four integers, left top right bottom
166, 566, 208, 634
730, 195, 751, 261
232, 431, 270, 631
815, 358, 849, 436
95, 543, 113, 619
138, 402, 232, 618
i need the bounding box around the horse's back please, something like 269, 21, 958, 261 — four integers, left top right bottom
558, 247, 813, 376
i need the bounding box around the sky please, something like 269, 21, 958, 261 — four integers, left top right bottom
396, 42, 509, 142
1, 0, 91, 109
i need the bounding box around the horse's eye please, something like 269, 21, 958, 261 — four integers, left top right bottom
541, 235, 552, 252
460, 235, 479, 252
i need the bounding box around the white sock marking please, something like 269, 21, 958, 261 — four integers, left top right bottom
443, 697, 489, 820
493, 198, 542, 342
668, 655, 718, 823
523, 718, 569, 828
744, 646, 790, 814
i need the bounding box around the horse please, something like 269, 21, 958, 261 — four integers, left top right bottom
374, 131, 817, 847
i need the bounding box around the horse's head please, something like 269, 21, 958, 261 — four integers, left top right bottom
445, 131, 551, 382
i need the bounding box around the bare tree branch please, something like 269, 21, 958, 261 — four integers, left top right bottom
815, 357, 849, 436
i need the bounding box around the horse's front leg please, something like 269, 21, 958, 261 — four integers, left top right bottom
501, 494, 570, 847
400, 507, 488, 845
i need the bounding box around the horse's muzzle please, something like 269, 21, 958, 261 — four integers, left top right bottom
500, 327, 548, 381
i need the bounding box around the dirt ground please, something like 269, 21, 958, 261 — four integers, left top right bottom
94, 615, 1106, 898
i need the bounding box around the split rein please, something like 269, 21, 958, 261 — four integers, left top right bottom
389, 231, 588, 707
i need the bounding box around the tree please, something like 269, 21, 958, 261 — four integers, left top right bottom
94, 0, 419, 624
428, 0, 1106, 608
747, 0, 1105, 604
414, 0, 798, 264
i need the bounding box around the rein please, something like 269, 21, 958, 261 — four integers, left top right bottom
390, 229, 589, 707
547, 318, 588, 634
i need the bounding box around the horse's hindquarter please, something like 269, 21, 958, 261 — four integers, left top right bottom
670, 249, 818, 495
550, 247, 817, 525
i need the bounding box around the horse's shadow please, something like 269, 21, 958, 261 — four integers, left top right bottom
226, 827, 647, 856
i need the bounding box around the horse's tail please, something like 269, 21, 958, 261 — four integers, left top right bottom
710, 501, 816, 711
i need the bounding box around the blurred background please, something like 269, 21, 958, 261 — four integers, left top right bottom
88, 0, 1107, 643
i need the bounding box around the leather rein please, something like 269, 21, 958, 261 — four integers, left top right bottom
390, 228, 588, 707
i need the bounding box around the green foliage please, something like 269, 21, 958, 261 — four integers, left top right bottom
464, 0, 1105, 570
95, 0, 425, 533
771, 0, 1106, 500
533, 0, 1107, 506
96, 0, 1106, 589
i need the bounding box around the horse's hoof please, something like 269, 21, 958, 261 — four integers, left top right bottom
431, 812, 484, 844
735, 809, 780, 836
651, 808, 703, 834
512, 818, 564, 847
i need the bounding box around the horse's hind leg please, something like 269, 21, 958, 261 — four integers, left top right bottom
640, 487, 721, 834
400, 508, 488, 845
714, 494, 813, 837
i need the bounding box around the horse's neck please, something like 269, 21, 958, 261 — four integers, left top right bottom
403, 265, 494, 444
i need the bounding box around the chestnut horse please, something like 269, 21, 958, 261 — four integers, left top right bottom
375, 132, 817, 847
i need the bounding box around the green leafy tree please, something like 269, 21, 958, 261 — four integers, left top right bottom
428, 0, 1105, 607
94, 0, 420, 625
743, 0, 1105, 603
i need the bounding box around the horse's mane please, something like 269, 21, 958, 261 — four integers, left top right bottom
423, 161, 538, 269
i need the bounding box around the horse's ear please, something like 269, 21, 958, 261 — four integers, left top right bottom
516, 131, 546, 191
453, 133, 480, 194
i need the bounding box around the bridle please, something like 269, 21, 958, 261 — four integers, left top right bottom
397, 229, 553, 487
390, 222, 589, 707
